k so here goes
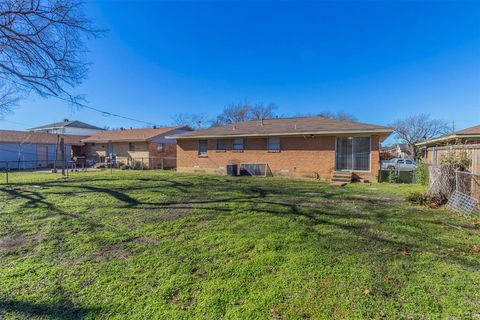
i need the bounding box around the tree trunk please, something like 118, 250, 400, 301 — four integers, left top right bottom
427, 164, 464, 204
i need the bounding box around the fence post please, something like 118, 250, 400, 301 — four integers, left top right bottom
455, 170, 459, 192
6, 162, 9, 185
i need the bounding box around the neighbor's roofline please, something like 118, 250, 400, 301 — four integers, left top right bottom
82, 139, 153, 143
167, 129, 393, 140
416, 133, 480, 146
81, 126, 190, 143
29, 125, 103, 130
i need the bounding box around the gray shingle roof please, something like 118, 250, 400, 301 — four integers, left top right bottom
169, 116, 392, 139
29, 120, 103, 131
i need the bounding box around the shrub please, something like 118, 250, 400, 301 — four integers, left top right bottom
440, 145, 471, 168
386, 169, 398, 183
130, 161, 143, 170
415, 162, 429, 186
406, 192, 433, 206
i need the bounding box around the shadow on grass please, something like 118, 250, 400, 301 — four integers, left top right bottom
1, 187, 56, 210
0, 299, 100, 319
3, 177, 479, 271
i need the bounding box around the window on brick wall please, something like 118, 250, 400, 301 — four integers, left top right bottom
129, 143, 135, 152
267, 137, 280, 152
216, 139, 226, 151
198, 140, 208, 156
157, 143, 165, 153
233, 138, 244, 151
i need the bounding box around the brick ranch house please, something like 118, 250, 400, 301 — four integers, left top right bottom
168, 116, 393, 181
81, 126, 190, 169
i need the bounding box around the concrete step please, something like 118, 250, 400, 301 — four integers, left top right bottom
331, 171, 352, 184
332, 171, 353, 177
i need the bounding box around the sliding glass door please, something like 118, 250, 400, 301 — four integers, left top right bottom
336, 137, 353, 171
335, 136, 371, 171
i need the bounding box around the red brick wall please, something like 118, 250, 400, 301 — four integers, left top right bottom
148, 142, 177, 158
176, 135, 381, 181
148, 142, 177, 169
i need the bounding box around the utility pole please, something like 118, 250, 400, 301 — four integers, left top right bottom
53, 134, 59, 173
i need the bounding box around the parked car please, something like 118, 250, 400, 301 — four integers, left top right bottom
381, 158, 417, 171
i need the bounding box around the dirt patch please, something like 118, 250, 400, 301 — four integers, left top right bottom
91, 244, 130, 261
181, 296, 196, 310
348, 195, 402, 202
166, 291, 180, 303
33, 232, 45, 243
0, 234, 27, 253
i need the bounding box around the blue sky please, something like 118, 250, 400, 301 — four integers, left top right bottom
1, 0, 479, 137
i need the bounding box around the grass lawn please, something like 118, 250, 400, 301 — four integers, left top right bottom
0, 171, 479, 319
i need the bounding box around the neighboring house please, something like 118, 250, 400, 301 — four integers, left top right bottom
29, 119, 104, 136
168, 116, 392, 181
0, 130, 85, 169
81, 126, 191, 169
380, 143, 411, 159
416, 124, 480, 174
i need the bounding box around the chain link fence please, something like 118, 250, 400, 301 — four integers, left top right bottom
378, 169, 418, 183
0, 157, 177, 185
447, 171, 480, 216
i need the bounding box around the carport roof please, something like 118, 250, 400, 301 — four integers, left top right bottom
0, 130, 86, 145
81, 126, 189, 143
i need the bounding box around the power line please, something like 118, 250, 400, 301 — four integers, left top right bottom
54, 96, 159, 127
0, 76, 160, 128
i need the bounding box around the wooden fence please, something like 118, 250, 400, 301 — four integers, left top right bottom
426, 144, 480, 174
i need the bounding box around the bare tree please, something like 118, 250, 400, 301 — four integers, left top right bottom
212, 102, 251, 126
250, 103, 277, 120
171, 113, 208, 129
0, 0, 100, 114
391, 113, 450, 158
318, 111, 357, 121
212, 101, 278, 126
0, 82, 18, 116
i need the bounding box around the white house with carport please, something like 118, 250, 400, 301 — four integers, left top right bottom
28, 119, 104, 136
0, 130, 85, 169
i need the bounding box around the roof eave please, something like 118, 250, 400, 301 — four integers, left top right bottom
416, 133, 480, 146
167, 129, 393, 140
82, 139, 149, 143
